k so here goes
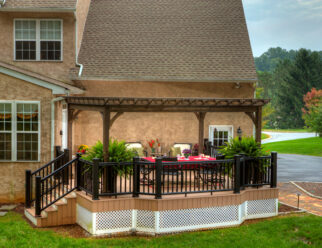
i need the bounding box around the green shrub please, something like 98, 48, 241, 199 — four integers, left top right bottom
81, 140, 136, 162
219, 137, 268, 158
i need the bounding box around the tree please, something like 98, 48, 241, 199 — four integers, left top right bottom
302, 88, 322, 136
273, 49, 322, 128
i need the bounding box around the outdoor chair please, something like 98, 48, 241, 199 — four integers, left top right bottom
139, 158, 155, 185
126, 142, 147, 157
161, 157, 184, 189
195, 163, 226, 189
169, 143, 192, 156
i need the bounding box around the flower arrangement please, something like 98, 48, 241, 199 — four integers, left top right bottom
182, 149, 191, 158
77, 144, 89, 154
147, 139, 160, 153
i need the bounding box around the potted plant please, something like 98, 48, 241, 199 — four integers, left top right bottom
219, 137, 269, 186
77, 144, 89, 154
182, 149, 191, 159
148, 139, 156, 153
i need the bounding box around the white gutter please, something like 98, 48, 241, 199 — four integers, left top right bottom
51, 97, 65, 159
75, 6, 84, 77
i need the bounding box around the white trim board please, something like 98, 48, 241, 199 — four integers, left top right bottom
0, 66, 68, 94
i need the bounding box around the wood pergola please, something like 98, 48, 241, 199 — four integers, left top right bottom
64, 96, 269, 161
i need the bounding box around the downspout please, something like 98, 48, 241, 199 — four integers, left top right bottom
51, 96, 66, 159
74, 4, 83, 77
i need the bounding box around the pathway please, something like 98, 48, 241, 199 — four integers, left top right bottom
262, 131, 316, 144
278, 182, 322, 216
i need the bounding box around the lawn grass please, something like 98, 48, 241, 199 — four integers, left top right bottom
262, 137, 322, 157
263, 128, 313, 133
261, 133, 271, 140
0, 212, 321, 248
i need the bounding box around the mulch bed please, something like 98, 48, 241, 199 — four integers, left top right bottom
293, 182, 322, 198
279, 203, 299, 213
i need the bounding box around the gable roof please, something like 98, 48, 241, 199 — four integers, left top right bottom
77, 0, 257, 82
0, 0, 76, 11
0, 61, 83, 94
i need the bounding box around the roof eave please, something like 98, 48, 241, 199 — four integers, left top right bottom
73, 76, 258, 83
0, 7, 76, 12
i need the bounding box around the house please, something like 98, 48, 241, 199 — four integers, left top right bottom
0, 0, 277, 236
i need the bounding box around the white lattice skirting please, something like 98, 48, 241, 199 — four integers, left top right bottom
76, 198, 278, 235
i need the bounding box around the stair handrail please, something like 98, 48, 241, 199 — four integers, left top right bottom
25, 147, 69, 208
35, 154, 80, 216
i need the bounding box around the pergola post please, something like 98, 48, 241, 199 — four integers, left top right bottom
102, 107, 110, 162
67, 108, 74, 160
255, 107, 262, 144
195, 112, 207, 154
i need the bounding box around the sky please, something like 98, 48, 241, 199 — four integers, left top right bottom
242, 0, 322, 57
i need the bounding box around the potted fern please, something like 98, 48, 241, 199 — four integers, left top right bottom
219, 137, 269, 186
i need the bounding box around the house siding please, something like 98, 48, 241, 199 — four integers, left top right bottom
0, 73, 53, 203
70, 81, 255, 153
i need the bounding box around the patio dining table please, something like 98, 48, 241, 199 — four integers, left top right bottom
142, 156, 216, 170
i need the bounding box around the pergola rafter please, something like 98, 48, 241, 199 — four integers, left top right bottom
65, 96, 269, 161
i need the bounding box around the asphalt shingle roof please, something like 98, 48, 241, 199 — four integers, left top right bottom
2, 0, 76, 9
82, 0, 257, 82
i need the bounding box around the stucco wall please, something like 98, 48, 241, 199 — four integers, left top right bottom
0, 12, 76, 83
0, 73, 53, 202
71, 81, 255, 153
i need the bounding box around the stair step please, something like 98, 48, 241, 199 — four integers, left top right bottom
54, 198, 67, 205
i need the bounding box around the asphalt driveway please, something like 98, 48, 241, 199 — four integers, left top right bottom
277, 154, 322, 182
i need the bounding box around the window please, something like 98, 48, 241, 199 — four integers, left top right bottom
14, 19, 62, 61
209, 125, 233, 149
0, 101, 40, 162
0, 103, 12, 160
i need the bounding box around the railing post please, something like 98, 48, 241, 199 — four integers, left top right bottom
92, 158, 100, 200
234, 155, 241, 194
155, 158, 162, 199
133, 157, 140, 197
35, 176, 41, 216
76, 153, 82, 191
239, 153, 246, 190
55, 146, 61, 157
63, 149, 69, 185
270, 152, 277, 188
63, 149, 70, 164
25, 170, 32, 208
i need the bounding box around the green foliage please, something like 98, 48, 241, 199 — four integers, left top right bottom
81, 140, 104, 161
219, 137, 267, 158
81, 140, 136, 162
255, 47, 297, 72
256, 48, 322, 129
263, 137, 322, 157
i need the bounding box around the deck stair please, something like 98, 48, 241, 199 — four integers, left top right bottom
25, 192, 77, 227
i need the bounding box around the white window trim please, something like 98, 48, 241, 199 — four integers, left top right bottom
0, 100, 41, 162
13, 18, 64, 62
209, 125, 234, 147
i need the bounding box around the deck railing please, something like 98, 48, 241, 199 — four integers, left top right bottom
27, 152, 277, 215
78, 152, 277, 200
25, 147, 69, 208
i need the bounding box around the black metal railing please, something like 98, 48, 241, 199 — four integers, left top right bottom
77, 152, 277, 200
35, 156, 78, 215
27, 151, 277, 215
25, 147, 69, 208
